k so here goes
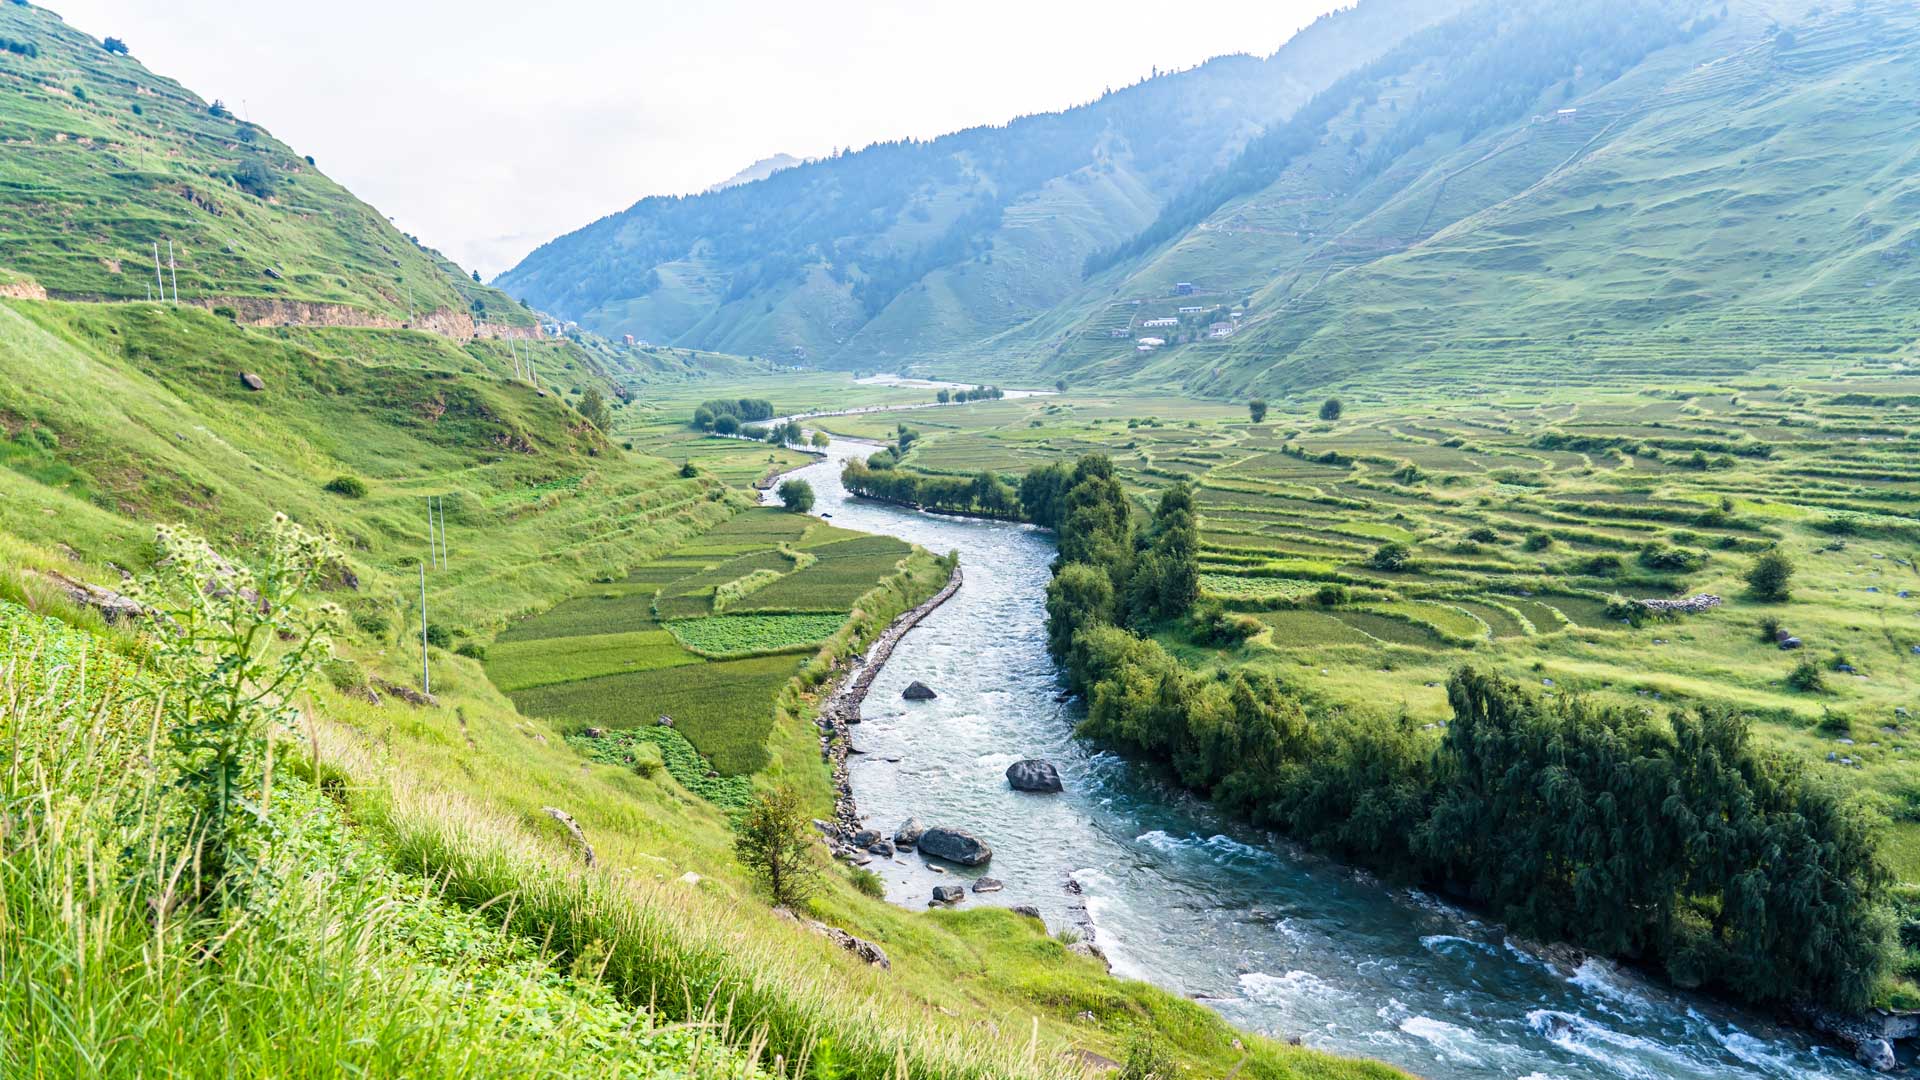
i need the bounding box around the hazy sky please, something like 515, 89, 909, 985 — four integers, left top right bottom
50, 1, 1344, 277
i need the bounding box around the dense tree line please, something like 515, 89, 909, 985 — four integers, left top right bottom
840, 457, 1021, 519
1042, 454, 1893, 1011
692, 398, 774, 430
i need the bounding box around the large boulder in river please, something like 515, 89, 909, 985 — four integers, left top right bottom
902, 680, 937, 701
918, 826, 992, 866
1006, 759, 1063, 793
893, 817, 926, 847
930, 885, 966, 905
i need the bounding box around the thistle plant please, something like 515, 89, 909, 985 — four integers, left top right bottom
132, 513, 342, 905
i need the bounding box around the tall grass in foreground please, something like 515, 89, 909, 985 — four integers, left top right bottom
0, 604, 763, 1078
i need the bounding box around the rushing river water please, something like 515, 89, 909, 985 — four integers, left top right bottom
767, 435, 1871, 1080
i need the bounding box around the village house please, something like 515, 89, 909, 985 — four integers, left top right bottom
1136, 336, 1166, 351
1142, 316, 1179, 329
1208, 322, 1234, 339
1177, 305, 1206, 314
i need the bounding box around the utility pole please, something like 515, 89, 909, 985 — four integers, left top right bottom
434, 495, 448, 569
167, 239, 179, 303
152, 242, 165, 301
419, 562, 431, 694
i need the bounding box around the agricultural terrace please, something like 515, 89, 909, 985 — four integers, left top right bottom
489, 507, 920, 790
804, 382, 1920, 875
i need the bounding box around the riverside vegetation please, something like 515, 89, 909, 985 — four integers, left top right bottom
802, 380, 1920, 1015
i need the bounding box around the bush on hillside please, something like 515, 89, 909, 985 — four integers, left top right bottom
734, 785, 820, 907
323, 474, 367, 499
1318, 398, 1343, 421
424, 624, 452, 649
1366, 541, 1412, 571
1787, 656, 1826, 693
1746, 549, 1794, 602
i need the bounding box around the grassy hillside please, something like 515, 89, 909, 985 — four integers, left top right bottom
496, 0, 1467, 368
0, 305, 1410, 1076
0, 2, 524, 325
1017, 0, 1920, 397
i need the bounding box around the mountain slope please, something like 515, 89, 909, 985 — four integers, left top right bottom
497, 0, 1468, 366
0, 2, 527, 330
1026, 0, 1920, 396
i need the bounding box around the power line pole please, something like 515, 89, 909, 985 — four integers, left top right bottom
419, 562, 431, 694
152, 241, 165, 301
167, 239, 179, 304
434, 495, 448, 569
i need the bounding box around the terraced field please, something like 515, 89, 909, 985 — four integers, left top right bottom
812, 384, 1920, 872
488, 507, 913, 777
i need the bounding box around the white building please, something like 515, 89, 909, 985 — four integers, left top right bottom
1136, 336, 1166, 351
1141, 317, 1179, 329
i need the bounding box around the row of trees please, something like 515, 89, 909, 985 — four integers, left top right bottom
1039, 457, 1892, 1010
935, 385, 1004, 404
840, 457, 1021, 519
691, 398, 774, 431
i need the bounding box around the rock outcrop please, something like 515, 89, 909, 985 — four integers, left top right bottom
902, 680, 937, 701
36, 569, 142, 623
930, 885, 965, 904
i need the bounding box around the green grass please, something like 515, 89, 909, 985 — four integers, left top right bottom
666, 614, 848, 658
729, 537, 912, 613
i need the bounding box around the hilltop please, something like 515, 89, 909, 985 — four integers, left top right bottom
0, 1, 527, 333
1022, 0, 1920, 398
495, 0, 1466, 368
504, 0, 1920, 403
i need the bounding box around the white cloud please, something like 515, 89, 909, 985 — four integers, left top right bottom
50, 0, 1342, 276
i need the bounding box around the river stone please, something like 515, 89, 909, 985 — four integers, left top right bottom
1856, 1037, 1896, 1072
1006, 759, 1063, 793
930, 885, 965, 904
902, 680, 937, 701
893, 817, 926, 846
852, 829, 881, 848
867, 840, 895, 857
1010, 905, 1043, 921
971, 877, 1004, 893
239, 371, 265, 391
918, 826, 992, 866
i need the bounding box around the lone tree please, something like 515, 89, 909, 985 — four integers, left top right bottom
1248, 399, 1268, 424
1746, 548, 1795, 602
102, 36, 130, 55
810, 430, 830, 448
734, 785, 821, 907
778, 478, 815, 513
576, 387, 610, 430
1319, 397, 1344, 422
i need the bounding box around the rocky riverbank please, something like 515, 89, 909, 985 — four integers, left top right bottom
813, 562, 963, 855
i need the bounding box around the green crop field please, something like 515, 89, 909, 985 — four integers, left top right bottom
488, 508, 923, 776
666, 613, 848, 657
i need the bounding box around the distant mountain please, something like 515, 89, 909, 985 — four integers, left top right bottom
1009, 0, 1920, 396
0, 2, 528, 329
705, 153, 802, 194
496, 0, 1468, 366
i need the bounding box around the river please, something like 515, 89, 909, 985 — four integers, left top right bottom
767, 435, 1870, 1080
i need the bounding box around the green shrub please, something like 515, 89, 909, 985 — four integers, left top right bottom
1746, 549, 1794, 602
1787, 657, 1827, 693
1366, 541, 1412, 571
627, 741, 664, 779
424, 624, 452, 649
353, 609, 390, 636
323, 475, 367, 499
847, 866, 886, 899
454, 642, 488, 661
1522, 531, 1553, 552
